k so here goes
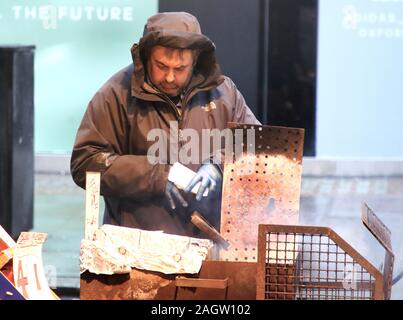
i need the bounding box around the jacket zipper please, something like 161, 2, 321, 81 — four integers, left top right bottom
159, 92, 183, 129
142, 82, 182, 126
156, 92, 185, 150
143, 81, 221, 149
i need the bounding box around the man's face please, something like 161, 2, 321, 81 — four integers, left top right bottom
147, 45, 195, 97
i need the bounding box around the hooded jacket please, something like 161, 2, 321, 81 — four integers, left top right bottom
71, 12, 260, 237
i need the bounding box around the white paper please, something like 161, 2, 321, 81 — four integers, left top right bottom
85, 172, 100, 240
168, 162, 208, 197
13, 232, 56, 300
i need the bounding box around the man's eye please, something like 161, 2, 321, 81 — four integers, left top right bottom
176, 67, 186, 72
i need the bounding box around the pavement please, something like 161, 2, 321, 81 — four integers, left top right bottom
33, 170, 403, 300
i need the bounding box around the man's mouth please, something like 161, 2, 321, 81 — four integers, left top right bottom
162, 84, 178, 90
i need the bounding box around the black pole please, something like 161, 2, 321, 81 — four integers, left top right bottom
0, 46, 35, 239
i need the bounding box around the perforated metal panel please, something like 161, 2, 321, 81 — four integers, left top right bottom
220, 123, 304, 262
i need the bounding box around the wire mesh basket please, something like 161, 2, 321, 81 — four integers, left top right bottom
256, 204, 394, 300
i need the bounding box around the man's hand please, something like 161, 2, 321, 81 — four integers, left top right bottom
185, 164, 223, 201
165, 181, 188, 210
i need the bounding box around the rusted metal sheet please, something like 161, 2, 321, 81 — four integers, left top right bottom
174, 276, 231, 300
176, 261, 256, 300
80, 260, 257, 300
80, 268, 174, 300
361, 203, 392, 254
256, 223, 390, 300
361, 203, 394, 300
175, 276, 231, 289
220, 123, 304, 262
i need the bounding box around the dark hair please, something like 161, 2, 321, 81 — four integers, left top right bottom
148, 46, 200, 66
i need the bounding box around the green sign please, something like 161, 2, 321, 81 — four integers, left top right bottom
0, 0, 157, 153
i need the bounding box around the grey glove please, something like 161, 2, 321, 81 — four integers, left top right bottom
184, 164, 223, 201
165, 181, 188, 210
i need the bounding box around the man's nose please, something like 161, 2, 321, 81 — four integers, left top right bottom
165, 69, 175, 83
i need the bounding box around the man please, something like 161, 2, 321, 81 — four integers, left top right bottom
71, 12, 260, 237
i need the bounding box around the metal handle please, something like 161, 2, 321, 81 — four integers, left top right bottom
175, 276, 231, 289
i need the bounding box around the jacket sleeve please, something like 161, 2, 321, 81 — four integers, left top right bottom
204, 78, 262, 169
70, 88, 169, 199
227, 77, 261, 125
